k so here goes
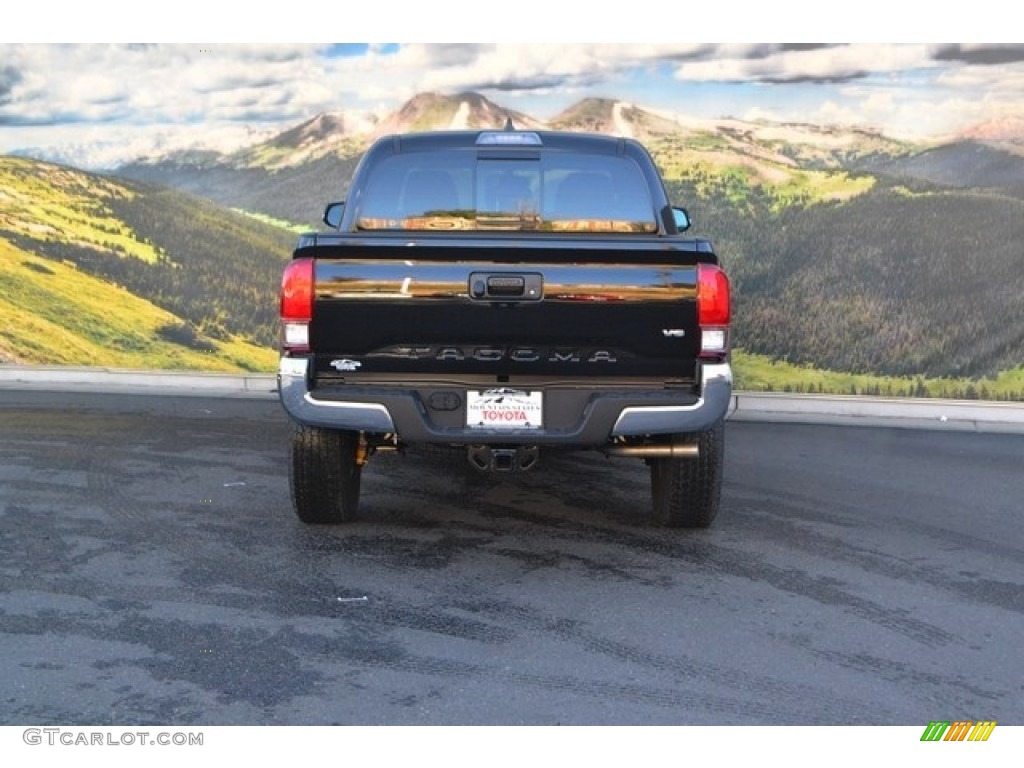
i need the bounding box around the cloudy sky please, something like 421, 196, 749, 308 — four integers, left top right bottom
3, 9, 1022, 168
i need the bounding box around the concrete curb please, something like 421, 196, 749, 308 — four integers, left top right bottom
0, 365, 277, 398
2, 365, 1023, 434
728, 391, 1024, 434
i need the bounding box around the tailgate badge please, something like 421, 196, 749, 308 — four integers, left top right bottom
330, 359, 362, 372
662, 329, 687, 338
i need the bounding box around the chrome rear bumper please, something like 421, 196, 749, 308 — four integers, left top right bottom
278, 356, 732, 442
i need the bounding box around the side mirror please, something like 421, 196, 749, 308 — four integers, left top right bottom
323, 201, 345, 229
672, 206, 691, 233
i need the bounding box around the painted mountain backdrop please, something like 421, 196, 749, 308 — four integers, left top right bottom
3, 91, 1023, 398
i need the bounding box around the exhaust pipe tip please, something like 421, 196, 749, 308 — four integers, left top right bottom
603, 443, 699, 459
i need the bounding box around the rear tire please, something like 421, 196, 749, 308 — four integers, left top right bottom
650, 420, 725, 528
289, 426, 362, 524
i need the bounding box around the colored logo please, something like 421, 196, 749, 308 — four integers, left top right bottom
920, 721, 996, 742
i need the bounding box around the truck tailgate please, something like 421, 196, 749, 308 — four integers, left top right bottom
303, 240, 703, 382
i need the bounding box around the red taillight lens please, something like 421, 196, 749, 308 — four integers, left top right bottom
281, 257, 314, 320
697, 263, 730, 358
281, 257, 314, 352
697, 263, 730, 326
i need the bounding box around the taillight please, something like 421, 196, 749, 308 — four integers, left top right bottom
697, 263, 730, 359
280, 257, 314, 352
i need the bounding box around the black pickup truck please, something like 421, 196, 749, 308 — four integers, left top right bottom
278, 128, 732, 527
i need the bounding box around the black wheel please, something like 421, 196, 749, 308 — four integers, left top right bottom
650, 420, 725, 528
289, 426, 362, 524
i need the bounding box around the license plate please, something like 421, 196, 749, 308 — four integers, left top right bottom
466, 388, 543, 429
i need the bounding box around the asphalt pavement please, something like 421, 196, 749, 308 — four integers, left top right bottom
1, 390, 1022, 725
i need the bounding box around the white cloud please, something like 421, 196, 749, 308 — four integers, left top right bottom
934, 62, 1024, 93
813, 100, 867, 127
322, 44, 712, 98
1, 44, 340, 127
675, 44, 935, 84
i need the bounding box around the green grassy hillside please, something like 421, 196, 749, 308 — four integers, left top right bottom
0, 156, 289, 371
733, 350, 1024, 401
1, 157, 164, 263
651, 136, 877, 211
118, 152, 362, 229
731, 186, 1024, 380
0, 238, 275, 370
666, 173, 1024, 392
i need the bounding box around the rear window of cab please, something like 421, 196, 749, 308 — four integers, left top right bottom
350, 149, 658, 234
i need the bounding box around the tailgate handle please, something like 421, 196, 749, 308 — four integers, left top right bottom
470, 272, 543, 301
487, 276, 525, 296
